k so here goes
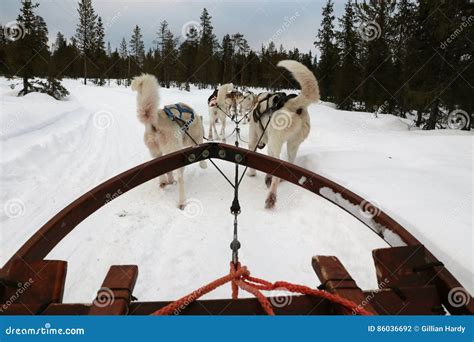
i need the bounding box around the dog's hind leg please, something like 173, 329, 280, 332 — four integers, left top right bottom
265, 138, 284, 209
213, 120, 219, 139
247, 123, 259, 177
147, 147, 168, 188
196, 118, 208, 169
208, 122, 214, 140
166, 171, 176, 185
287, 139, 301, 164
220, 116, 227, 143
177, 167, 185, 210
208, 108, 215, 140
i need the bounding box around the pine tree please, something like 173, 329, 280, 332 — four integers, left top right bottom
232, 33, 249, 85
177, 28, 198, 84
119, 37, 128, 59
95, 17, 105, 55
314, 0, 339, 101
6, 0, 49, 95
129, 25, 145, 73
392, 0, 417, 117
5, 1, 69, 98
51, 32, 70, 77
195, 8, 218, 87
0, 23, 8, 75
75, 0, 97, 84
335, 0, 361, 110
356, 0, 397, 112
93, 16, 106, 84
156, 21, 177, 87
118, 37, 129, 84
220, 34, 233, 82
52, 31, 66, 53
405, 0, 471, 129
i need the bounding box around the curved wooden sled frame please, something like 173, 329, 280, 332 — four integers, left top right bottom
2, 142, 472, 314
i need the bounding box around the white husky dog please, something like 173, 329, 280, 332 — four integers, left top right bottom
247, 60, 320, 208
131, 74, 207, 209
208, 83, 234, 142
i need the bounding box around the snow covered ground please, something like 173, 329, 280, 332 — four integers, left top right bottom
1, 78, 472, 304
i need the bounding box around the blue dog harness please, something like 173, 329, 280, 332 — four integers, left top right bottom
163, 103, 195, 130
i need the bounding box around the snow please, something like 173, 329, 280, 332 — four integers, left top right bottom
1, 78, 472, 304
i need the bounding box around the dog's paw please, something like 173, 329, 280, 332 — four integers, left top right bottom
247, 170, 256, 177
178, 203, 185, 210
160, 182, 168, 188
265, 193, 277, 209
265, 174, 272, 188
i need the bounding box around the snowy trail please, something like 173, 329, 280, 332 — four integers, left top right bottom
1, 79, 472, 304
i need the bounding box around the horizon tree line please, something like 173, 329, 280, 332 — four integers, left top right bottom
0, 0, 472, 130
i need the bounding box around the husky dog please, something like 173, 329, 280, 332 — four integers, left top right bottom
247, 60, 320, 208
208, 83, 234, 142
239, 91, 258, 124
131, 74, 207, 209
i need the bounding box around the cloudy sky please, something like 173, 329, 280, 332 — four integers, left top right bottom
1, 0, 346, 55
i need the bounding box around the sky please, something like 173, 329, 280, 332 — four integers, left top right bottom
1, 0, 345, 55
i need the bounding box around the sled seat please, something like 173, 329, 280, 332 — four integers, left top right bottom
0, 259, 67, 315
372, 245, 446, 314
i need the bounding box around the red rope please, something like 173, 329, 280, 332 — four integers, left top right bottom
151, 262, 372, 316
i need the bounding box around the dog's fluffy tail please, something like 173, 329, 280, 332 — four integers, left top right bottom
217, 83, 233, 108
277, 60, 320, 105
131, 74, 160, 124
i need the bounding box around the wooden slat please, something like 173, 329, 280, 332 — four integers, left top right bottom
0, 304, 45, 315
130, 295, 331, 315
0, 259, 67, 314
372, 245, 474, 315
88, 265, 138, 315
5, 296, 332, 315
42, 303, 91, 315
364, 286, 445, 315
312, 256, 377, 315
372, 245, 433, 288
